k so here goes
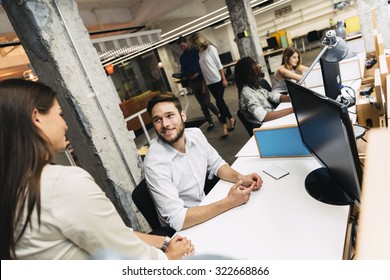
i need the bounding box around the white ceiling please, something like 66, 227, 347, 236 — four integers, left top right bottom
0, 0, 224, 37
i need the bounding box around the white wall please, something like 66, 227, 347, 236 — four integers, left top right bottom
187, 0, 360, 57
254, 0, 359, 47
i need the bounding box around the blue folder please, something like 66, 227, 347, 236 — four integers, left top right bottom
254, 125, 311, 158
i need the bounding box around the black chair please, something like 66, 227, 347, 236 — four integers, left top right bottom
237, 109, 258, 137
259, 78, 272, 92
204, 173, 219, 195
132, 176, 218, 237
132, 179, 176, 237
259, 78, 280, 108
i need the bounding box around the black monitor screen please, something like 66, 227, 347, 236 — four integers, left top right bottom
286, 80, 362, 205
219, 52, 233, 65
320, 58, 342, 100
266, 37, 279, 50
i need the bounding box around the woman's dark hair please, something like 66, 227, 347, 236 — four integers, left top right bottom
147, 92, 183, 116
234, 57, 260, 97
281, 46, 302, 70
0, 79, 57, 259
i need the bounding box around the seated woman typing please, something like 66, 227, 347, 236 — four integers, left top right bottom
0, 79, 194, 260
273, 46, 308, 94
234, 57, 293, 127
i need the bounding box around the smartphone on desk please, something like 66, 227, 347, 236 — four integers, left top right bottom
263, 165, 289, 180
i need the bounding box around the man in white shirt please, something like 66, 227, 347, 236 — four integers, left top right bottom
144, 93, 262, 231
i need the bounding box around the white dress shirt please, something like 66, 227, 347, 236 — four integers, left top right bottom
15, 164, 167, 260
144, 128, 226, 231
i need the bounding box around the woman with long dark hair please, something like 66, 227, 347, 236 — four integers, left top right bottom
234, 57, 293, 127
0, 79, 194, 260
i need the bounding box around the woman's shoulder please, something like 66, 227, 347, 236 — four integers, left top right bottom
41, 165, 100, 203
42, 164, 95, 187
241, 85, 257, 95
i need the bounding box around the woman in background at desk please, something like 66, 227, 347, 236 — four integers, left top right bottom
0, 79, 194, 260
235, 57, 293, 127
189, 33, 236, 139
273, 46, 308, 94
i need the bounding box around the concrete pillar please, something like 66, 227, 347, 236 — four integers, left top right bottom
157, 45, 179, 94
2, 0, 150, 232
225, 0, 271, 84
357, 0, 390, 51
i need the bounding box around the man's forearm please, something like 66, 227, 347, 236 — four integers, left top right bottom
216, 164, 242, 183
182, 198, 234, 229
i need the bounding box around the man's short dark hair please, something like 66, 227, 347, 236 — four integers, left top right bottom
147, 92, 183, 115
176, 36, 187, 45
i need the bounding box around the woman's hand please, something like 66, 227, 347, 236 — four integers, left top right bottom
165, 235, 195, 259
221, 78, 228, 88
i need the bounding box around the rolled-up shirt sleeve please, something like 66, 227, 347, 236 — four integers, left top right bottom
206, 141, 226, 179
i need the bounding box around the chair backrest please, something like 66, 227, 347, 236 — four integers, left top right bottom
132, 179, 162, 230
259, 78, 272, 92
237, 109, 257, 137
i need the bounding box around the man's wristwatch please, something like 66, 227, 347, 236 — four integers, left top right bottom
160, 236, 171, 252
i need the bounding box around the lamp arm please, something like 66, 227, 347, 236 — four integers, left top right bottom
298, 45, 330, 85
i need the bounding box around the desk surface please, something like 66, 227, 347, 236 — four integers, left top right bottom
263, 48, 284, 56
179, 156, 350, 259
223, 61, 237, 69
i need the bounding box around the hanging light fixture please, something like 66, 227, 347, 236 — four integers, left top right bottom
105, 64, 114, 75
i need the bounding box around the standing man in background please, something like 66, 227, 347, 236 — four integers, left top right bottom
177, 36, 219, 131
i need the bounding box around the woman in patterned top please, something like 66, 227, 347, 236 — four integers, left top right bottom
234, 57, 293, 127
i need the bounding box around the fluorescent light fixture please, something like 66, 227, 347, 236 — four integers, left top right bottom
109, 0, 288, 65
161, 6, 227, 38
161, 0, 268, 37
214, 21, 231, 30
215, 0, 288, 30
253, 0, 292, 15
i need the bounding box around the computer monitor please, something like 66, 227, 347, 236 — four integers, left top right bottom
286, 80, 362, 205
219, 52, 233, 65
320, 58, 342, 100
266, 36, 279, 50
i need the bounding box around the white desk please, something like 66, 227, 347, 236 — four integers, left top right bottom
179, 156, 350, 259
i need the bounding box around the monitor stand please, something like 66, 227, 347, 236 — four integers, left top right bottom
305, 167, 354, 205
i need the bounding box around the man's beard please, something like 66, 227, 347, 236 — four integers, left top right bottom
157, 123, 185, 145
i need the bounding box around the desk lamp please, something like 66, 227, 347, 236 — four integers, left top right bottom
298, 30, 348, 86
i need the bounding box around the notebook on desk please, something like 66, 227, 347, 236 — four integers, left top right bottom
254, 124, 311, 158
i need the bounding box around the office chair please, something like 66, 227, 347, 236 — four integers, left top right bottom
132, 179, 176, 237
259, 78, 272, 92
237, 109, 258, 137
132, 176, 217, 237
